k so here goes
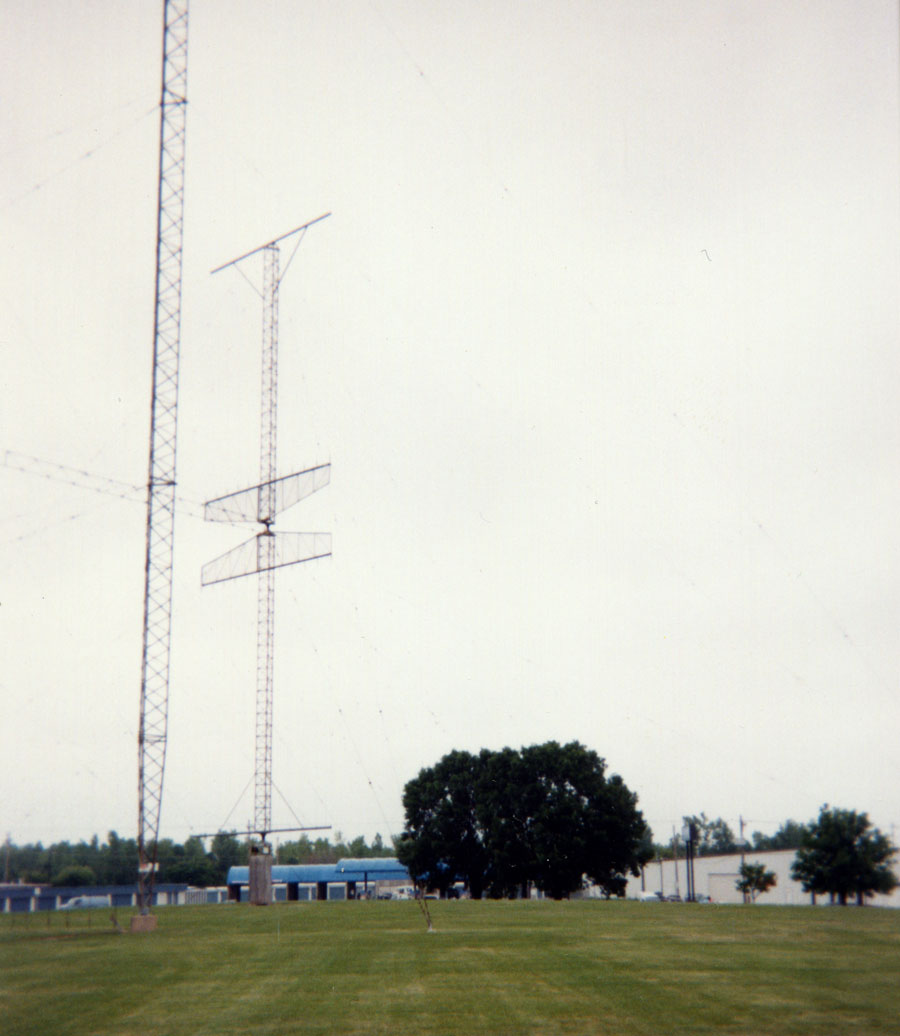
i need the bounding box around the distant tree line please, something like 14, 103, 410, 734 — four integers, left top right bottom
650, 813, 741, 858
650, 815, 811, 860
751, 819, 810, 852
276, 831, 393, 865
2, 831, 393, 888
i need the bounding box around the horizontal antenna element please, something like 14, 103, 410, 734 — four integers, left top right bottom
201, 531, 332, 586
205, 463, 331, 525
211, 213, 331, 275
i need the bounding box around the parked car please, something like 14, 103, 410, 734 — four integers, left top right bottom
638, 891, 663, 902
59, 895, 110, 910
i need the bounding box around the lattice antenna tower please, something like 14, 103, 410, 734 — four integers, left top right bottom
203, 215, 331, 905
136, 0, 189, 917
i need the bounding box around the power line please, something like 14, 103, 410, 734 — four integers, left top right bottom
2, 449, 254, 528
2, 104, 158, 212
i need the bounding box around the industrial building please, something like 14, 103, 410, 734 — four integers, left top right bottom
624, 849, 900, 907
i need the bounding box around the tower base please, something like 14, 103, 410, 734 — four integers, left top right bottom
249, 847, 273, 905
130, 914, 158, 933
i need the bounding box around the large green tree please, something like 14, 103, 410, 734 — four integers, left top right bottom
397, 742, 650, 899
397, 749, 492, 898
791, 805, 898, 905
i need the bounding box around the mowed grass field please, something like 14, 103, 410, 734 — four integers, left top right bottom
2, 899, 899, 1035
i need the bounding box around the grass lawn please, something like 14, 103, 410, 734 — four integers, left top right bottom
2, 900, 899, 1035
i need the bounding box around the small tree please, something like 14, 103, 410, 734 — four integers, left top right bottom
736, 861, 776, 902
791, 805, 898, 905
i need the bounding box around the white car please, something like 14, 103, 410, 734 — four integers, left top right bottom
59, 894, 110, 910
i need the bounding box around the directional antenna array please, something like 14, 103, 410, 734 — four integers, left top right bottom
204, 216, 331, 903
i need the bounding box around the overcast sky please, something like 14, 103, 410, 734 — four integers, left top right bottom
2, 0, 899, 853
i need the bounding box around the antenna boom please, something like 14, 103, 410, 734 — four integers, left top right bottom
210, 213, 331, 274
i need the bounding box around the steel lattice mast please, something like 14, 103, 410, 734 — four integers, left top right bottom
256, 244, 279, 835
136, 0, 189, 916
204, 216, 331, 904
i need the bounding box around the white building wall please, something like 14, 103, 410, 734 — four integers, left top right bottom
627, 848, 900, 907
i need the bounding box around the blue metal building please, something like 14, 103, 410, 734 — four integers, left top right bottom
226, 857, 409, 902
0, 883, 190, 913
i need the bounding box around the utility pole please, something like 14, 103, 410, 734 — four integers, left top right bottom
135, 0, 189, 929
739, 815, 748, 903
203, 216, 331, 905
682, 821, 697, 902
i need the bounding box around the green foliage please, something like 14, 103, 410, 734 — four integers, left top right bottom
209, 832, 245, 879
396, 748, 491, 897
276, 832, 394, 865
736, 861, 777, 902
155, 837, 220, 886
3, 832, 139, 886
277, 835, 333, 864
752, 819, 808, 851
652, 815, 809, 861
791, 805, 898, 905
398, 741, 651, 899
648, 814, 739, 860
100, 831, 140, 885
51, 864, 97, 887
682, 813, 737, 856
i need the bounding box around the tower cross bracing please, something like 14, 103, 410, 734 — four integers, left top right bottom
136, 0, 189, 917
